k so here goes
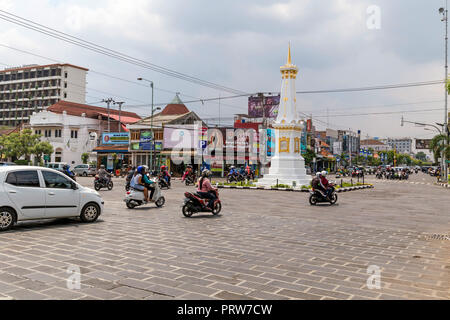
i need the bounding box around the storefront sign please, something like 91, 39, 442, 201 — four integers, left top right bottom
102, 132, 130, 145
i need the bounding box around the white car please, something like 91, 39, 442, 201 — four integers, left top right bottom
0, 166, 104, 231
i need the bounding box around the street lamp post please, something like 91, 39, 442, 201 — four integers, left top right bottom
137, 78, 156, 172
440, 4, 449, 182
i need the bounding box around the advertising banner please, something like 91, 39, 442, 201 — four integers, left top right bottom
267, 129, 275, 157
248, 95, 280, 118
415, 139, 431, 150
102, 132, 130, 145
163, 127, 195, 149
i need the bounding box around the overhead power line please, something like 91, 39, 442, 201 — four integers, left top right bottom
0, 10, 247, 95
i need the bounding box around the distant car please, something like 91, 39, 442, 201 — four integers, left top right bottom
73, 164, 97, 177
0, 162, 16, 166
46, 162, 68, 172
0, 166, 104, 231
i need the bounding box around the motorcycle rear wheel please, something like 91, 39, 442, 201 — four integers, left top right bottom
126, 201, 135, 209
309, 195, 318, 205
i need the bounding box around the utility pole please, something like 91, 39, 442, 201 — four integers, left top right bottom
102, 98, 115, 133
114, 101, 125, 133
440, 4, 449, 182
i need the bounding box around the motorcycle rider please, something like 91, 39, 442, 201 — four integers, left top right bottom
63, 164, 76, 181
98, 165, 111, 185
196, 169, 217, 211
141, 166, 156, 201
130, 166, 149, 203
160, 165, 171, 186
319, 171, 333, 199
182, 165, 194, 182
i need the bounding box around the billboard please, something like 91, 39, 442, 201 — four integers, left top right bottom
102, 132, 130, 145
266, 129, 275, 157
415, 139, 431, 150
248, 95, 280, 118
163, 127, 195, 149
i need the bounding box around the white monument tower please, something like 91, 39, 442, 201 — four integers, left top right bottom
257, 44, 312, 188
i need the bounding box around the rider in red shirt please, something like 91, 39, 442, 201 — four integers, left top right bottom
319, 171, 332, 199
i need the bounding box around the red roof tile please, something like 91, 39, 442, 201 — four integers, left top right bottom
160, 104, 190, 116
47, 100, 141, 122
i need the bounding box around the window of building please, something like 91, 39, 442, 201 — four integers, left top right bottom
64, 82, 67, 88
131, 131, 140, 140
55, 129, 62, 138
44, 129, 52, 137
71, 130, 78, 139
64, 92, 67, 99
6, 171, 40, 188
64, 72, 68, 78
43, 70, 49, 77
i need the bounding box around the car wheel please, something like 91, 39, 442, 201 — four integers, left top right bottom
0, 208, 15, 231
80, 203, 100, 223
82, 172, 87, 177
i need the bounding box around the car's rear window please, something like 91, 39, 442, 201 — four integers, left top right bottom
6, 171, 40, 187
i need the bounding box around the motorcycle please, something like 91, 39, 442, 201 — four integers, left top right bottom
158, 174, 171, 189
124, 178, 165, 209
94, 175, 113, 191
182, 189, 222, 217
184, 174, 196, 186
309, 184, 338, 205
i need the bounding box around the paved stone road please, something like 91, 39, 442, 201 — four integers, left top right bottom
0, 173, 449, 300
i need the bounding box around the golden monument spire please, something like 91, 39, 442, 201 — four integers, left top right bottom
287, 42, 292, 65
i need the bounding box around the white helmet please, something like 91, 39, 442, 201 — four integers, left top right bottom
316, 172, 322, 177
321, 170, 328, 176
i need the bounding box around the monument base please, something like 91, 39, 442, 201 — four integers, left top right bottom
256, 155, 312, 188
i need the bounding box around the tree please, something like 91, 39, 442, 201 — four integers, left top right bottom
302, 149, 316, 166
31, 141, 53, 165
429, 134, 450, 165
0, 129, 42, 161
81, 153, 90, 164
415, 151, 427, 162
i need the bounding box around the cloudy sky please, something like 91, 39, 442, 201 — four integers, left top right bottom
0, 0, 447, 139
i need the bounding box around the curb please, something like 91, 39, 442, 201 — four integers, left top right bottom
435, 182, 450, 189
216, 184, 374, 193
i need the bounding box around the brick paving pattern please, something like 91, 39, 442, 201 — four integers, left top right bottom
0, 172, 449, 300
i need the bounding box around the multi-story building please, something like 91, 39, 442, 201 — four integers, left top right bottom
360, 139, 392, 152
383, 138, 413, 154
29, 100, 140, 166
0, 63, 88, 127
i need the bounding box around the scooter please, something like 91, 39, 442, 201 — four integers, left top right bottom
182, 189, 221, 217
309, 184, 338, 205
94, 175, 113, 191
124, 179, 165, 209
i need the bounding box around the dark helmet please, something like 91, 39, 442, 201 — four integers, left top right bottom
137, 166, 144, 174
63, 164, 69, 170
